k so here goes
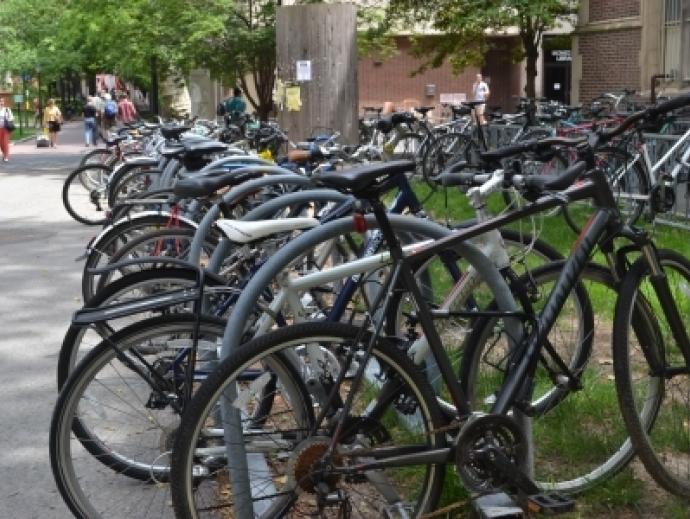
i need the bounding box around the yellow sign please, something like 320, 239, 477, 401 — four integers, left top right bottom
286, 86, 301, 112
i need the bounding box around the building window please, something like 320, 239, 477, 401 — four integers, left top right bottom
664, 0, 690, 80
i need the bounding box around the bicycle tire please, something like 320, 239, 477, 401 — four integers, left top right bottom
62, 164, 111, 225
562, 147, 649, 233
91, 227, 218, 295
613, 249, 690, 497
79, 148, 117, 168
170, 321, 447, 518
107, 168, 164, 208
81, 213, 197, 301
460, 261, 649, 494
421, 132, 471, 183
50, 315, 228, 518
390, 131, 423, 162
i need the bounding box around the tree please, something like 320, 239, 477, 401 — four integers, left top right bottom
202, 0, 277, 120
382, 0, 577, 98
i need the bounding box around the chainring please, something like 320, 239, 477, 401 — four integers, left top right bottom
455, 413, 527, 493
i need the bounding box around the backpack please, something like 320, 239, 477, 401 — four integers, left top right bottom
104, 100, 118, 119
216, 102, 227, 116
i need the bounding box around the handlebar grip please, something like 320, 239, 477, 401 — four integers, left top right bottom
439, 171, 478, 187
480, 140, 538, 163
521, 161, 588, 192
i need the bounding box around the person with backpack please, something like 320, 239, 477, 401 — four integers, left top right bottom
102, 92, 118, 130
222, 87, 247, 125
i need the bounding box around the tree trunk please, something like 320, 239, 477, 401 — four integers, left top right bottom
523, 44, 538, 99
521, 28, 539, 99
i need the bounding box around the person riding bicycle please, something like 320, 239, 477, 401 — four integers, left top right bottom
223, 87, 247, 126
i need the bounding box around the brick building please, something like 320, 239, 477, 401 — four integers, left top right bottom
358, 36, 526, 118
572, 0, 690, 104
359, 32, 571, 119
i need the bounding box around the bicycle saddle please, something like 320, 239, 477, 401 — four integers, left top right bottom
173, 168, 264, 198
160, 125, 192, 140
317, 160, 414, 195
103, 135, 128, 146
451, 105, 472, 117
160, 144, 186, 158
414, 106, 434, 116
122, 156, 159, 167
462, 101, 486, 108
183, 140, 229, 155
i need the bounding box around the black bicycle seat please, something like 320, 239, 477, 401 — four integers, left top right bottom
103, 135, 128, 147
317, 160, 415, 195
160, 125, 192, 140
415, 106, 434, 115
174, 168, 264, 198
462, 101, 486, 108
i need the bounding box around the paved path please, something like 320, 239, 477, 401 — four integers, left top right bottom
0, 121, 96, 518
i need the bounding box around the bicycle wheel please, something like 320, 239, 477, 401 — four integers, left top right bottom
89, 227, 218, 295
421, 132, 471, 182
563, 147, 649, 233
62, 164, 111, 225
390, 132, 423, 161
79, 148, 117, 168
613, 249, 690, 497
108, 168, 164, 208
460, 262, 648, 494
171, 321, 447, 518
50, 315, 227, 518
81, 214, 198, 301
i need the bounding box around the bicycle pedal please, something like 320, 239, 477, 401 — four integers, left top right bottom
525, 493, 575, 515
472, 492, 524, 518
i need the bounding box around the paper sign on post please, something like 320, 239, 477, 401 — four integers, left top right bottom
296, 60, 312, 82
286, 85, 302, 111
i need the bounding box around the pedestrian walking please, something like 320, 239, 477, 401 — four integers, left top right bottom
101, 92, 117, 131
43, 98, 63, 148
83, 96, 100, 146
117, 93, 137, 124
472, 73, 490, 125
0, 97, 15, 162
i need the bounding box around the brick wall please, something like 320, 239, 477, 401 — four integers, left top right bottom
358, 36, 479, 117
588, 0, 639, 22
578, 28, 641, 101
358, 36, 523, 118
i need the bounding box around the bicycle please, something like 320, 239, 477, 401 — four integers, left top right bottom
169, 95, 690, 517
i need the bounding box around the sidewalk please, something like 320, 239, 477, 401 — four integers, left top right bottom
0, 122, 95, 518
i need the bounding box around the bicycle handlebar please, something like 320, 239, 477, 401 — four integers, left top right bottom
515, 161, 588, 193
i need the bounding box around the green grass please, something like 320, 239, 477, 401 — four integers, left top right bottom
10, 127, 37, 141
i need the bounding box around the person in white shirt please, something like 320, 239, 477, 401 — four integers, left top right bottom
472, 73, 490, 125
